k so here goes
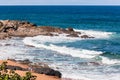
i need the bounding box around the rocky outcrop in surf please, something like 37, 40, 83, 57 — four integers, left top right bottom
0, 20, 94, 39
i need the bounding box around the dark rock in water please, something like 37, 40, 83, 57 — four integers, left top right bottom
67, 27, 74, 32
6, 65, 27, 71
67, 33, 79, 37
26, 45, 35, 47
81, 35, 94, 38
81, 35, 89, 38
4, 44, 11, 46
89, 62, 100, 66
34, 67, 62, 78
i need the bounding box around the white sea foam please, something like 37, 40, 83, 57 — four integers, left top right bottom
28, 35, 81, 44
0, 30, 119, 80
0, 45, 23, 59
0, 38, 30, 60
23, 36, 102, 59
62, 71, 120, 80
62, 73, 92, 80
100, 56, 120, 65
74, 29, 113, 39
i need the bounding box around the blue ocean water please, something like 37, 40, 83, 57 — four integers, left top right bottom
0, 6, 120, 80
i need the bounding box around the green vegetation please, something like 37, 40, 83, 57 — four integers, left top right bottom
0, 61, 37, 80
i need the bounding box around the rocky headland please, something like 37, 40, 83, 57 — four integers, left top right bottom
0, 20, 94, 39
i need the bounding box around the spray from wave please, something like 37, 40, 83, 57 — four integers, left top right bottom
74, 29, 113, 39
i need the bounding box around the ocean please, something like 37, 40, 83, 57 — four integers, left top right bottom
0, 6, 120, 80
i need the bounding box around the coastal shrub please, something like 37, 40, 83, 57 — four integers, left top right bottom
0, 61, 37, 80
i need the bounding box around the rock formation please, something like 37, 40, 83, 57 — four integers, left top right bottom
0, 20, 94, 39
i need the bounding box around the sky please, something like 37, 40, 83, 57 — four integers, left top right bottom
0, 0, 120, 5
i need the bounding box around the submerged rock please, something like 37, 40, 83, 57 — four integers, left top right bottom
67, 33, 79, 37
81, 35, 94, 38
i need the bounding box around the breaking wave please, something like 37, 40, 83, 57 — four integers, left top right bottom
74, 29, 113, 39
22, 29, 120, 65
23, 38, 102, 58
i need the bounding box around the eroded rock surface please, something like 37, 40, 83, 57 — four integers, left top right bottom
0, 20, 94, 39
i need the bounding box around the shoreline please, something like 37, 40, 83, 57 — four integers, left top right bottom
0, 59, 61, 80
0, 20, 82, 80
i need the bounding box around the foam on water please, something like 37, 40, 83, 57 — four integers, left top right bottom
100, 56, 120, 64
23, 36, 102, 59
22, 29, 114, 58
74, 29, 113, 39
27, 34, 81, 44
62, 73, 92, 80
0, 38, 31, 60
61, 69, 120, 80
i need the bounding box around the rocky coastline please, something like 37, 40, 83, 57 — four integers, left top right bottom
7, 59, 61, 78
0, 20, 95, 80
0, 59, 60, 80
0, 20, 94, 39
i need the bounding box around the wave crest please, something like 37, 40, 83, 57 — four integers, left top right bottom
74, 29, 113, 39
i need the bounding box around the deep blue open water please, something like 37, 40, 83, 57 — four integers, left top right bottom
0, 6, 120, 80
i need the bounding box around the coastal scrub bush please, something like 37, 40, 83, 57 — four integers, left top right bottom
0, 61, 37, 80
